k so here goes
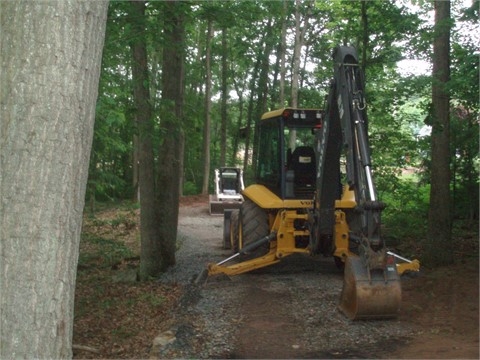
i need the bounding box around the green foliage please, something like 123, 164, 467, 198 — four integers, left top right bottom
183, 181, 199, 196
88, 1, 478, 251
78, 234, 135, 270
381, 179, 430, 244
451, 106, 479, 220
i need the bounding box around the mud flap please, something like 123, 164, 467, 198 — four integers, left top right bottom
338, 256, 401, 320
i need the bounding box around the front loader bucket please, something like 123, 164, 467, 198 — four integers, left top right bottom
338, 256, 401, 320
209, 196, 225, 216
209, 195, 242, 216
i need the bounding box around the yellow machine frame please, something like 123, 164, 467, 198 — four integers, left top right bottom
207, 184, 419, 277
208, 185, 355, 276
208, 209, 309, 276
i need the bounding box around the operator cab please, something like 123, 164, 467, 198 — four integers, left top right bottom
256, 108, 323, 200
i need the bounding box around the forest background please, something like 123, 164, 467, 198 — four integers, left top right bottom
89, 0, 478, 270
1, 1, 478, 358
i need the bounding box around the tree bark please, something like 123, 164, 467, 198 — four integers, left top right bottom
156, 0, 186, 271
243, 55, 261, 174
201, 19, 213, 194
231, 79, 245, 165
361, 0, 368, 77
291, 0, 312, 108
291, 0, 302, 108
0, 1, 108, 358
252, 19, 274, 171
220, 26, 228, 167
128, 0, 161, 280
279, 0, 288, 108
425, 0, 453, 266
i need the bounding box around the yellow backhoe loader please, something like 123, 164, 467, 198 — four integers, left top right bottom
200, 46, 419, 320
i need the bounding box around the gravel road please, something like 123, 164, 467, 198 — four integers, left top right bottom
152, 202, 420, 359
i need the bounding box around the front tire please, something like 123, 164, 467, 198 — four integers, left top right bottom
223, 211, 232, 250
230, 210, 239, 254
239, 199, 269, 259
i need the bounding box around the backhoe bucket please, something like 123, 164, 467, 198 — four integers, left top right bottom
338, 256, 401, 320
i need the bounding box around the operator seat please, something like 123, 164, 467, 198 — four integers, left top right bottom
290, 146, 316, 198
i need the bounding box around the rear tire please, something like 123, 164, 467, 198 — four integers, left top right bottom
239, 199, 269, 259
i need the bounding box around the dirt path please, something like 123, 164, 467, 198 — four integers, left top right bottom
395, 259, 479, 359
154, 199, 479, 359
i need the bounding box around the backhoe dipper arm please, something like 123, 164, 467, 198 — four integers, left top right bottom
314, 46, 385, 263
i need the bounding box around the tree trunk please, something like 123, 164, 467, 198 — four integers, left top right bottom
425, 0, 453, 266
279, 0, 288, 107
252, 20, 274, 171
133, 133, 140, 201
0, 1, 108, 358
291, 0, 312, 108
128, 0, 161, 280
220, 26, 228, 167
361, 0, 368, 77
291, 0, 302, 108
231, 79, 245, 165
243, 56, 261, 174
178, 129, 185, 197
156, 0, 186, 271
201, 19, 213, 194
288, 0, 310, 149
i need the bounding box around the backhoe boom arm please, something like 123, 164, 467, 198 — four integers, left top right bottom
314, 46, 385, 257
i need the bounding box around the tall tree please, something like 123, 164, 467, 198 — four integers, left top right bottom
252, 17, 276, 169
242, 51, 262, 173
220, 26, 228, 167
156, 0, 186, 271
289, 0, 312, 149
360, 0, 368, 75
291, 0, 312, 107
425, 0, 453, 265
0, 1, 108, 357
128, 0, 161, 280
87, 2, 136, 205
201, 17, 213, 194
278, 0, 288, 108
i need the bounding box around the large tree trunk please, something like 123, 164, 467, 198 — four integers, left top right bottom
0, 1, 108, 358
128, 1, 161, 279
425, 0, 453, 266
156, 0, 186, 271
